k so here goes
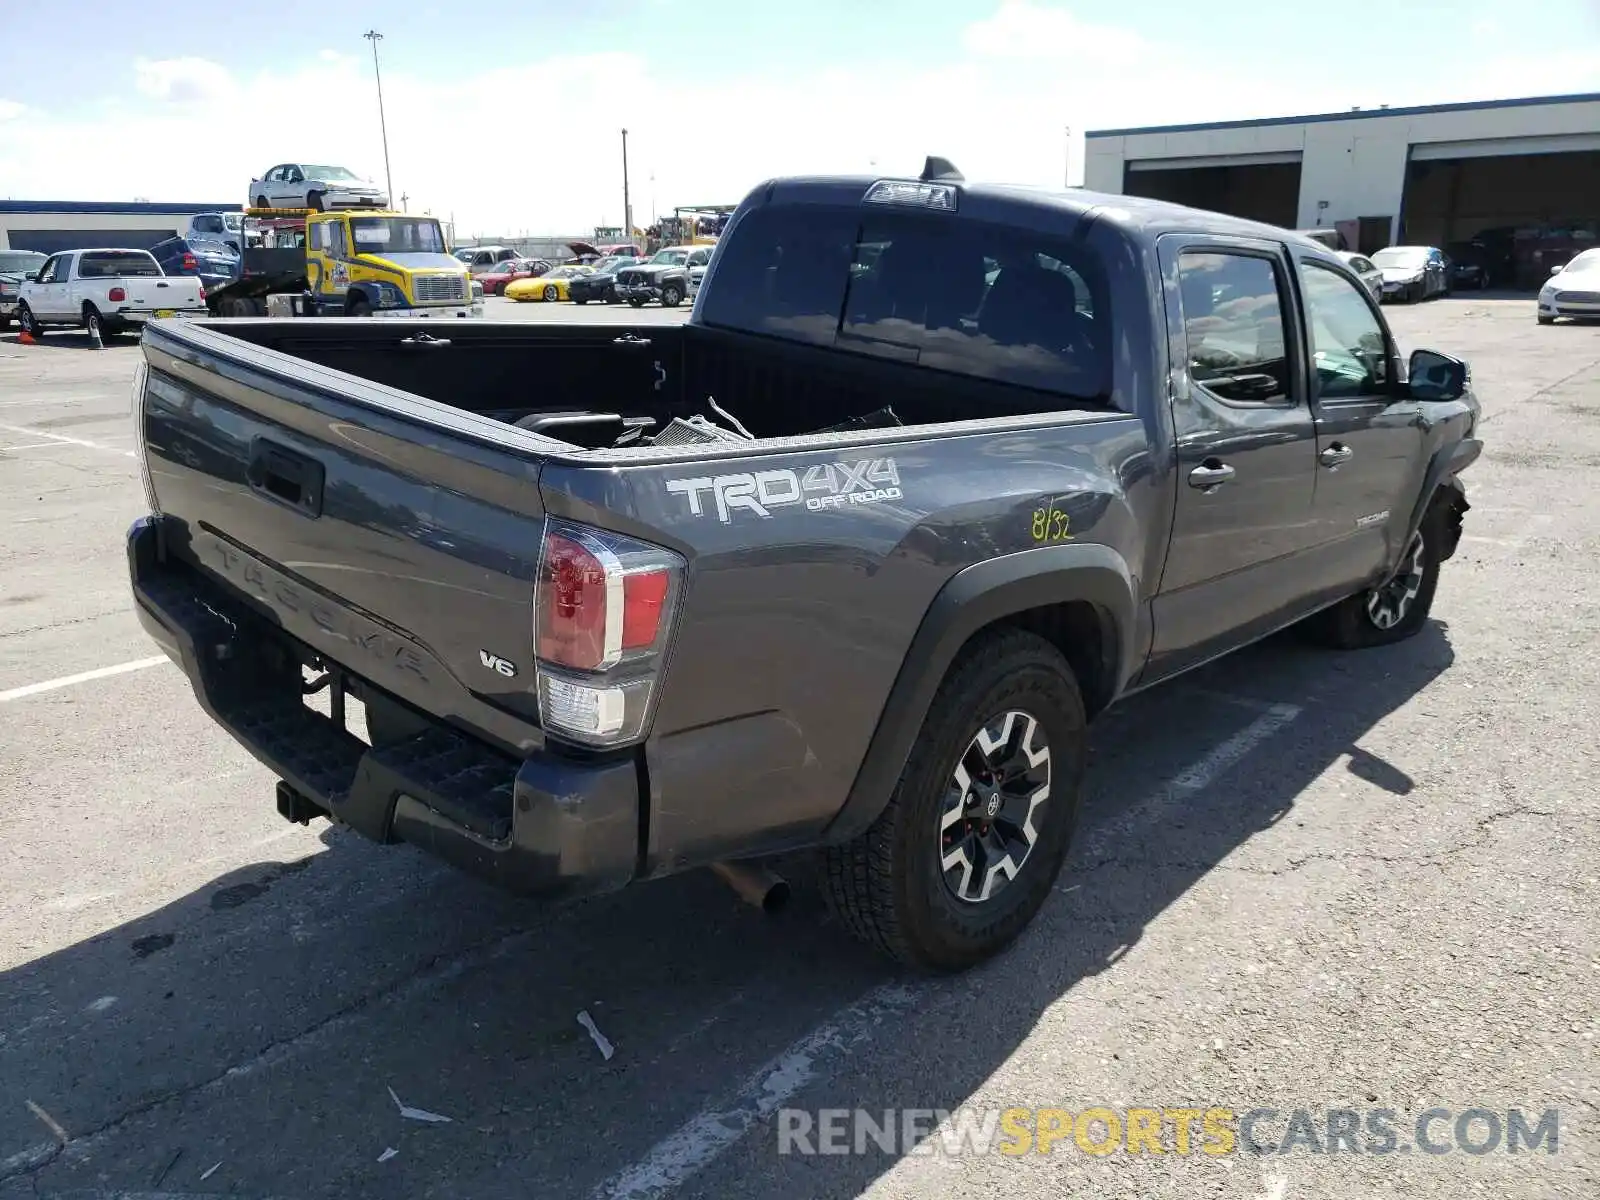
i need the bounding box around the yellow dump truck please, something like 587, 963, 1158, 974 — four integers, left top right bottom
207, 209, 482, 319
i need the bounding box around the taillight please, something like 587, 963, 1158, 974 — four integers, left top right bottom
182, 253, 197, 271
130, 359, 159, 513
108, 286, 127, 302
533, 518, 684, 747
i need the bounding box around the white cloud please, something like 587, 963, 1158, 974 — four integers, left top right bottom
962, 0, 1148, 65
133, 56, 239, 105
1, 3, 1597, 235
0, 100, 24, 122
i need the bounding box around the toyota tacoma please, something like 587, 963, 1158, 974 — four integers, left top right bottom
127, 159, 1481, 971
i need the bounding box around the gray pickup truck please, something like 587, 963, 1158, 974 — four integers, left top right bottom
127, 159, 1481, 971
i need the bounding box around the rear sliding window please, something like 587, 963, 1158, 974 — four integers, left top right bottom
700, 204, 1109, 402
78, 251, 162, 278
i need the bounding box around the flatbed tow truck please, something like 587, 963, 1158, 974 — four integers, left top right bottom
205, 208, 482, 319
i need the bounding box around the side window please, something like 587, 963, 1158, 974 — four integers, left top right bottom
498, 248, 518, 262
1350, 256, 1374, 274
35, 255, 62, 284
267, 166, 285, 183
325, 221, 348, 258
687, 249, 709, 268
1176, 251, 1291, 405
1298, 261, 1389, 401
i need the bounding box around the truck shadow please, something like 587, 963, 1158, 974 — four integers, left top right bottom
0, 621, 1453, 1198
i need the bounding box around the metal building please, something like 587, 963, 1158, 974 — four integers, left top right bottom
0, 201, 244, 254
1084, 92, 1600, 285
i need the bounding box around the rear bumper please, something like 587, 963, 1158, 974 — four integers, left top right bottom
127, 515, 639, 900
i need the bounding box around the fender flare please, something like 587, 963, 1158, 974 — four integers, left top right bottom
1399, 436, 1479, 566
820, 542, 1138, 844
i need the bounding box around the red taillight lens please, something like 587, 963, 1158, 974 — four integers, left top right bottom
536, 532, 613, 671
622, 570, 669, 649
198, 284, 207, 300
108, 287, 127, 302
182, 253, 197, 271
532, 519, 685, 746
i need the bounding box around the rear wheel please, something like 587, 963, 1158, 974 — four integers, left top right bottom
573, 295, 588, 305
627, 296, 645, 308
346, 296, 372, 318
83, 305, 106, 342
255, 194, 270, 209
821, 629, 1087, 971
307, 191, 326, 213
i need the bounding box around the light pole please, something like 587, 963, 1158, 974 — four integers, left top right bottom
363, 30, 395, 207
621, 128, 633, 238
1064, 125, 1073, 188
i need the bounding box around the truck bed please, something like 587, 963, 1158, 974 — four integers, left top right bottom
206, 317, 1112, 448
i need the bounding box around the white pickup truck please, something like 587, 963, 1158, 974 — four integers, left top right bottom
15, 248, 208, 341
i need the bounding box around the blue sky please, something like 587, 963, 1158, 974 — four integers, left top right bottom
2, 0, 1597, 234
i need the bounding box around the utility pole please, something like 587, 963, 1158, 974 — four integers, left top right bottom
363, 30, 395, 208
400, 191, 409, 212
621, 128, 633, 238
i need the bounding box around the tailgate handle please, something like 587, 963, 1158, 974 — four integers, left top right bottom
247, 438, 324, 517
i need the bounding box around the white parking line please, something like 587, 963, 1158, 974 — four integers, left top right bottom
0, 656, 169, 703
0, 421, 134, 458
591, 985, 920, 1200
595, 701, 1304, 1198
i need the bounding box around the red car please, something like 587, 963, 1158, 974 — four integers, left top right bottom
479, 258, 551, 295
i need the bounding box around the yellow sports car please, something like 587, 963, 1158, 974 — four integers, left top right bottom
505, 264, 592, 302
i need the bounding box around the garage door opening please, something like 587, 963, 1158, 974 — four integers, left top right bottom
1400, 145, 1600, 289
1123, 157, 1302, 229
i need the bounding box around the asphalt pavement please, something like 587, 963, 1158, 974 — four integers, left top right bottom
0, 295, 1595, 1200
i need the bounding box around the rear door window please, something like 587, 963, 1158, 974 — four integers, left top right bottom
700, 204, 1109, 402
1175, 251, 1292, 405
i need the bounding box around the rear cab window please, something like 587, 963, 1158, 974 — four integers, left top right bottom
699, 201, 1112, 407
78, 251, 163, 278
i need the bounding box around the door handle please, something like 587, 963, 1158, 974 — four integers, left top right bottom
1320, 443, 1354, 467
1187, 459, 1235, 490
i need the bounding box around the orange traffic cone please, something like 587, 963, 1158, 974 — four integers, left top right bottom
17, 330, 36, 345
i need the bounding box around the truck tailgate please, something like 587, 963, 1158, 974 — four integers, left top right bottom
124, 275, 207, 315
134, 318, 556, 758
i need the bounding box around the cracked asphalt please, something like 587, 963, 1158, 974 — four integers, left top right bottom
1, 296, 1596, 1200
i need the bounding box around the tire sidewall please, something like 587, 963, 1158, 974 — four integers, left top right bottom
890, 643, 1086, 969
544, 285, 558, 302
19, 304, 40, 336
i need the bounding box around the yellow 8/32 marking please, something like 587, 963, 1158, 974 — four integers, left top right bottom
1031, 505, 1073, 543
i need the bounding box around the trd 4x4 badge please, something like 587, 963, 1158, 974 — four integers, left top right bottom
666, 458, 903, 524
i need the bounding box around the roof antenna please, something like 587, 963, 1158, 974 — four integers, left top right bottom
920, 156, 964, 183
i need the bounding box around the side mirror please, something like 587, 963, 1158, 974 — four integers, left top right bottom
1549, 263, 1564, 275
24, 272, 38, 281
1409, 348, 1468, 402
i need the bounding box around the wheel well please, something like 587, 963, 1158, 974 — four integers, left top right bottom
1000, 601, 1119, 719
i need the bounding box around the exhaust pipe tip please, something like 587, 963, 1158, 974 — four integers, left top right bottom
710, 861, 790, 914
